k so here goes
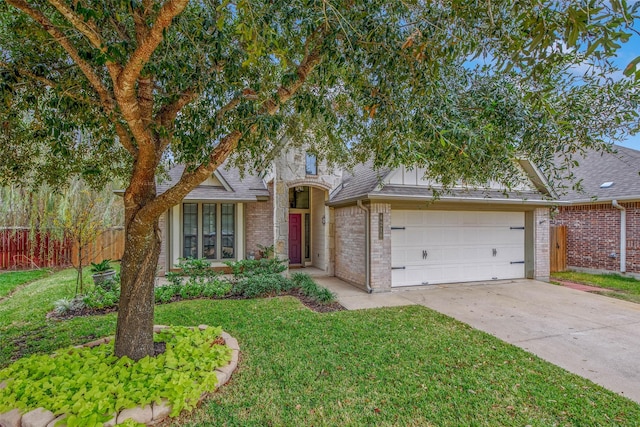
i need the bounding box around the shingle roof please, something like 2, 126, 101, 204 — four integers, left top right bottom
157, 163, 269, 201
554, 145, 640, 202
329, 162, 391, 203
328, 162, 550, 205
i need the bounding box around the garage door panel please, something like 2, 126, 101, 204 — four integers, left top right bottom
391, 210, 525, 287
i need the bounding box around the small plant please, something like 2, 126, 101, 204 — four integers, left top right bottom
155, 284, 180, 304
233, 273, 294, 298
83, 286, 120, 309
90, 259, 113, 273
291, 273, 336, 304
53, 296, 86, 315
202, 279, 231, 298
0, 326, 231, 424
225, 257, 287, 279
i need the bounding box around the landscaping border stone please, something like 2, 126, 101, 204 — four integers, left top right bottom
0, 325, 239, 427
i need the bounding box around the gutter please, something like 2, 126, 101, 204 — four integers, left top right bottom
327, 194, 560, 208
612, 200, 627, 273
566, 195, 640, 205
356, 200, 373, 293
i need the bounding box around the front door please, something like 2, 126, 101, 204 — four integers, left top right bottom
289, 214, 302, 264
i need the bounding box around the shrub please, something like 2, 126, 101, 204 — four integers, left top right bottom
225, 257, 287, 279
83, 286, 120, 309
233, 274, 294, 298
291, 273, 336, 304
154, 278, 231, 304
202, 279, 232, 298
155, 284, 179, 304
53, 296, 86, 315
97, 274, 120, 292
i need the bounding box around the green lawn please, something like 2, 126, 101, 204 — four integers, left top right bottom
0, 269, 50, 298
552, 271, 640, 303
2, 269, 640, 426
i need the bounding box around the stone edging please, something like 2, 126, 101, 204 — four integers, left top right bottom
0, 325, 240, 427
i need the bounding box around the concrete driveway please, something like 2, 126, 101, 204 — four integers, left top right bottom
317, 277, 640, 404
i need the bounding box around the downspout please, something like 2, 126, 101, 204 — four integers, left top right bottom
612, 200, 627, 273
356, 200, 373, 293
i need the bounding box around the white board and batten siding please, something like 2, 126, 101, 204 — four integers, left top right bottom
391, 210, 525, 287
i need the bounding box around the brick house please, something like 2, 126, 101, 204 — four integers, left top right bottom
156, 148, 553, 291
551, 145, 640, 276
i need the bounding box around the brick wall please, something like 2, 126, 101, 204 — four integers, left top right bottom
335, 206, 366, 288
245, 183, 274, 258
369, 203, 392, 291
551, 202, 640, 273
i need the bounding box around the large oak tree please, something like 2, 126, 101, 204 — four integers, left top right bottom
1, 0, 638, 360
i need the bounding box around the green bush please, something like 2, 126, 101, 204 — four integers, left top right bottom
154, 279, 231, 304
291, 273, 336, 304
225, 257, 287, 279
202, 280, 231, 298
155, 284, 179, 304
0, 326, 231, 425
83, 286, 120, 310
232, 274, 294, 298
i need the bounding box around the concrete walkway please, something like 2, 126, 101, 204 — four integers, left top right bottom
315, 277, 640, 404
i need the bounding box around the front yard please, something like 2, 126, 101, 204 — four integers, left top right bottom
2, 268, 640, 426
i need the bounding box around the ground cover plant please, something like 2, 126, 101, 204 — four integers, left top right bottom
2, 270, 640, 426
551, 271, 640, 304
0, 269, 50, 298
49, 258, 338, 317
0, 326, 230, 426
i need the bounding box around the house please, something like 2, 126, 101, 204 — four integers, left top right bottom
156, 148, 554, 291
550, 145, 640, 276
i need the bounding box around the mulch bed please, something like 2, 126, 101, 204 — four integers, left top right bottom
46, 290, 345, 320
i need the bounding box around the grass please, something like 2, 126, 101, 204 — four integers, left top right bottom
551, 271, 640, 303
2, 269, 640, 426
0, 269, 50, 298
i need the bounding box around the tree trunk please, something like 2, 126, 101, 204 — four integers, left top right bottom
114, 217, 161, 360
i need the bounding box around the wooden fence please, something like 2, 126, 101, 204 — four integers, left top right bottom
550, 225, 567, 273
0, 227, 124, 270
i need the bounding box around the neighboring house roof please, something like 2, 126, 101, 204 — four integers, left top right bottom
555, 145, 640, 203
157, 163, 269, 202
328, 161, 552, 206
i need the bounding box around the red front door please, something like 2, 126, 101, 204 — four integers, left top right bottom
289, 214, 302, 264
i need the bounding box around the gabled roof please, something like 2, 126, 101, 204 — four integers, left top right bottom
328, 161, 552, 206
555, 145, 640, 203
157, 163, 269, 202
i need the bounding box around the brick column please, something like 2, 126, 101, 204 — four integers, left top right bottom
369, 203, 391, 292
534, 207, 550, 281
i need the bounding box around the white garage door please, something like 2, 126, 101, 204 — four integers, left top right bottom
391, 210, 525, 287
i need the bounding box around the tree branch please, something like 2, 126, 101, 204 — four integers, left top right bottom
138, 130, 242, 224
112, 0, 189, 152
118, 0, 189, 92
2, 62, 103, 109
139, 41, 326, 222
6, 0, 116, 114
115, 122, 138, 157
46, 0, 106, 54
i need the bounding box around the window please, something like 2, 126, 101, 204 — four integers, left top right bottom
221, 204, 235, 259
183, 203, 198, 258
289, 186, 309, 209
305, 153, 317, 175
182, 203, 235, 260
202, 204, 217, 259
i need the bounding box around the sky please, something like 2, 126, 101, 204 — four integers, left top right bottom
611, 33, 640, 150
